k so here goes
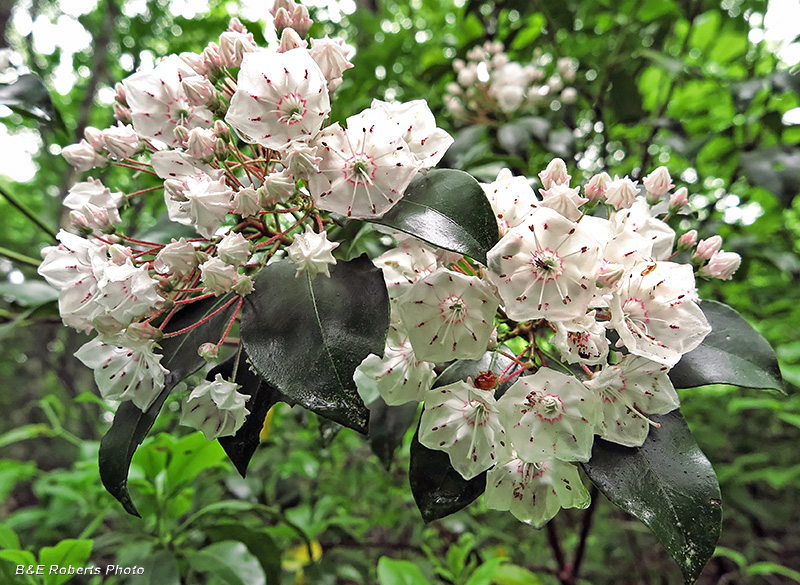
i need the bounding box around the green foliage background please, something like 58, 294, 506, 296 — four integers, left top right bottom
0, 0, 798, 583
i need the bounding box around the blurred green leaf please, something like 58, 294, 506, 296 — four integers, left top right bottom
377, 557, 432, 585
39, 539, 92, 585
131, 551, 181, 585
0, 74, 64, 130
193, 541, 266, 585
206, 524, 281, 585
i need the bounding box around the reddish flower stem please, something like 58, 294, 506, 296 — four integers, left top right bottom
162, 295, 238, 338
126, 185, 164, 198
217, 296, 244, 346
113, 162, 158, 176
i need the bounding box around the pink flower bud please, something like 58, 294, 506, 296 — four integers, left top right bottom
698, 250, 741, 280
213, 120, 231, 141
291, 4, 313, 37
678, 229, 698, 250
694, 235, 722, 261
114, 82, 127, 105
173, 125, 189, 145
186, 128, 216, 161
198, 342, 219, 361
232, 187, 261, 217
538, 158, 570, 190
182, 76, 216, 107
102, 123, 140, 160
273, 7, 292, 32
643, 166, 673, 201
228, 17, 246, 33
279, 27, 307, 52
84, 126, 105, 150
233, 274, 254, 296
669, 186, 689, 211
270, 0, 295, 18
179, 51, 209, 76
605, 176, 639, 210
584, 172, 611, 201
62, 140, 106, 173
113, 104, 132, 123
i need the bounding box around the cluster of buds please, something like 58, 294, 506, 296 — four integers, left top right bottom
355, 158, 740, 527
42, 4, 453, 441
444, 42, 578, 124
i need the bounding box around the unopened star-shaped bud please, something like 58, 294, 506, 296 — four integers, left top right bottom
419, 379, 509, 480
286, 225, 339, 278
232, 187, 261, 217
584, 171, 611, 201
605, 175, 639, 210
538, 183, 588, 221
180, 374, 250, 441
200, 257, 238, 294
102, 123, 140, 159
279, 28, 307, 52
694, 235, 722, 261
643, 166, 674, 201
677, 229, 698, 251
397, 269, 499, 363
698, 250, 741, 280
63, 140, 106, 173
538, 158, 571, 190
669, 186, 689, 212
484, 457, 589, 527
217, 231, 252, 266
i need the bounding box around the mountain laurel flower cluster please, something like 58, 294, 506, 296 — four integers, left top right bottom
355, 159, 741, 528
444, 41, 578, 124
41, 5, 452, 439
36, 4, 757, 546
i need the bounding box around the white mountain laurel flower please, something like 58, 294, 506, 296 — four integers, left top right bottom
605, 175, 640, 210
484, 456, 589, 527
175, 172, 235, 238
642, 166, 674, 199
63, 178, 124, 213
354, 329, 435, 406
362, 99, 454, 168
307, 115, 419, 219
122, 55, 214, 146
583, 356, 679, 447
538, 183, 588, 222
309, 36, 354, 87
95, 259, 163, 326
74, 335, 168, 412
608, 261, 711, 366
62, 139, 106, 172
397, 269, 499, 363
698, 250, 741, 280
225, 48, 330, 150
610, 199, 675, 261
101, 122, 141, 159
496, 369, 600, 463
286, 225, 339, 278
487, 207, 601, 322
232, 187, 262, 217
537, 158, 571, 190
419, 380, 509, 480
180, 374, 250, 440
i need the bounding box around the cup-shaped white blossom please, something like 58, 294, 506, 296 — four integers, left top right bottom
63, 178, 124, 212
154, 238, 198, 276
419, 380, 508, 479
361, 99, 454, 168
225, 48, 330, 150
484, 457, 589, 527
217, 232, 252, 266
583, 356, 679, 447
396, 269, 499, 363
122, 55, 213, 146
354, 329, 435, 405
286, 225, 340, 278
487, 207, 601, 322
608, 261, 711, 366
496, 369, 600, 463
180, 374, 250, 440
74, 335, 168, 412
307, 114, 419, 219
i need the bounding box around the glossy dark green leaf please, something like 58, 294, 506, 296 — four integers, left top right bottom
99, 295, 238, 516
669, 300, 784, 393
206, 523, 281, 585
368, 397, 419, 469
409, 349, 514, 522
373, 169, 499, 264
0, 74, 64, 130
213, 358, 287, 477
241, 255, 389, 433
582, 410, 722, 584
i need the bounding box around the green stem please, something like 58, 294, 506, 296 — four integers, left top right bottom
0, 185, 58, 239
0, 246, 41, 267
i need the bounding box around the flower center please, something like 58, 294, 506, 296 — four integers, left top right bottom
344, 153, 376, 185
439, 294, 468, 324
536, 394, 564, 422
529, 249, 563, 281
622, 298, 650, 336
275, 93, 308, 125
